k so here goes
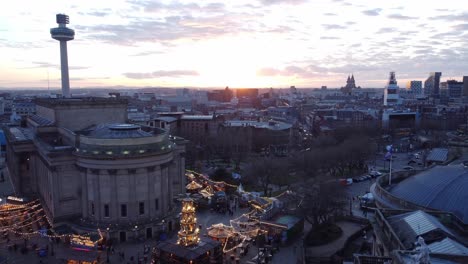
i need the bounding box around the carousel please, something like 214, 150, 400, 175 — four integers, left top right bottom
207, 224, 234, 244
184, 170, 303, 263
186, 181, 203, 194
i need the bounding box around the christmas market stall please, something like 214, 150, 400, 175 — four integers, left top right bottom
259, 215, 303, 244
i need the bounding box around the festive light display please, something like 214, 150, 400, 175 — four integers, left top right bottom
185, 169, 300, 254
0, 199, 103, 243
177, 198, 200, 247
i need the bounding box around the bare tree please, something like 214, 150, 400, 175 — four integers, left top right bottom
244, 157, 289, 196
296, 178, 347, 226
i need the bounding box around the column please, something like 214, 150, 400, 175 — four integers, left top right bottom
129, 169, 137, 221
80, 168, 88, 218
112, 170, 118, 221
147, 166, 155, 219
154, 166, 162, 217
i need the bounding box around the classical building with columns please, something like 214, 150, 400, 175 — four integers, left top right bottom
4, 97, 187, 242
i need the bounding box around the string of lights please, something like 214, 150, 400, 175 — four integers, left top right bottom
185, 169, 296, 254
0, 208, 45, 232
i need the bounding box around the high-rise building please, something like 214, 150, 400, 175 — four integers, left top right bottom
384, 72, 401, 106
463, 76, 468, 97
447, 80, 463, 98
406, 81, 423, 96
50, 14, 75, 98
424, 72, 442, 97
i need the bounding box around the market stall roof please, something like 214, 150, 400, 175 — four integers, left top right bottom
207, 223, 234, 239
186, 181, 202, 190
55, 248, 100, 261
157, 237, 221, 260
274, 215, 302, 229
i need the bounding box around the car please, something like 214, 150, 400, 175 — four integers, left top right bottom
352, 177, 361, 182
403, 166, 414, 170
408, 160, 417, 165
369, 171, 382, 177
339, 178, 353, 186
463, 161, 468, 167
362, 175, 371, 181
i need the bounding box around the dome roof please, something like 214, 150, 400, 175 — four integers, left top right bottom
390, 165, 468, 224
87, 123, 152, 139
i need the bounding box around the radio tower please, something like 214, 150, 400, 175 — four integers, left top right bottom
50, 14, 75, 98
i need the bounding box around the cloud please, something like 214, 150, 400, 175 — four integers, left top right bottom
387, 14, 417, 20
256, 68, 282, 76
78, 12, 261, 45
130, 51, 165, 56
258, 0, 308, 5
22, 61, 89, 70
362, 8, 382, 16
376, 27, 397, 34
431, 12, 468, 21
320, 36, 340, 40
0, 40, 43, 49
257, 65, 320, 78
324, 13, 337, 16
78, 10, 111, 17
322, 24, 347, 30
453, 24, 468, 31
123, 70, 199, 79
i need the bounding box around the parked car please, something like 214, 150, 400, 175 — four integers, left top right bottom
403, 166, 414, 170
339, 178, 353, 186
369, 171, 382, 178
361, 175, 371, 181
463, 161, 468, 167
352, 177, 361, 182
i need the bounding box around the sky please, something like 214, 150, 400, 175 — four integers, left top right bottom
0, 0, 467, 89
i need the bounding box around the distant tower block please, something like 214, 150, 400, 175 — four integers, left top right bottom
50, 14, 75, 98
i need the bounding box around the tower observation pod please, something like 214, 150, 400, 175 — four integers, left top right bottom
50, 14, 75, 98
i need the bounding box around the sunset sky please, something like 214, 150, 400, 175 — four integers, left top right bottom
0, 0, 467, 89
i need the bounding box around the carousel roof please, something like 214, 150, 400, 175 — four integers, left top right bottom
186, 181, 203, 190
207, 223, 234, 239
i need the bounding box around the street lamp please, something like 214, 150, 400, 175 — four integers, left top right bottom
134, 225, 138, 240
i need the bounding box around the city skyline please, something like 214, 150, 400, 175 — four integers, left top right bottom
0, 0, 467, 89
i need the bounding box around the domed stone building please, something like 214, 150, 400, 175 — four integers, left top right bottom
5, 98, 187, 241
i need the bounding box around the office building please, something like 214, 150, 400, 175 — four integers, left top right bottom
406, 80, 423, 96
424, 72, 442, 97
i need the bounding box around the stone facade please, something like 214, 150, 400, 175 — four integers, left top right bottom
5, 98, 187, 241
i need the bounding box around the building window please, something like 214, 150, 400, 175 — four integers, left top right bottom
139, 202, 145, 215
121, 204, 127, 217
155, 199, 159, 211
104, 204, 109, 217
91, 203, 95, 216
